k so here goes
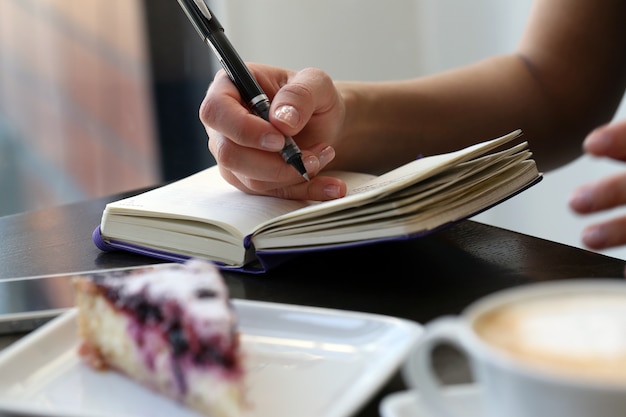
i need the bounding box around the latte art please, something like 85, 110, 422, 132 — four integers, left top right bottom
474, 294, 626, 383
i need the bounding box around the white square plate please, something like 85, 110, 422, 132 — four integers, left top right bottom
0, 299, 422, 417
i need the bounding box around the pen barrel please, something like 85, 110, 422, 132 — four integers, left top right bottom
280, 136, 303, 164
208, 31, 264, 106
251, 98, 271, 121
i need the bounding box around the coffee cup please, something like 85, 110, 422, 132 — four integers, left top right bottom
402, 279, 626, 417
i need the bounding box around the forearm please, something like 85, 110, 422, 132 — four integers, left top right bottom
330, 0, 626, 175
331, 54, 579, 174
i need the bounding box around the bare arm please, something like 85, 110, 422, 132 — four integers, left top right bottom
332, 0, 626, 174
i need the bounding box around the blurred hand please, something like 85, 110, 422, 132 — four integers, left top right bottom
569, 120, 626, 251
200, 64, 347, 201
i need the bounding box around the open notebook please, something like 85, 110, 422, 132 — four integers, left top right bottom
93, 130, 542, 273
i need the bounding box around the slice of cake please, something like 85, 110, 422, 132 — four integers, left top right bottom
73, 259, 245, 417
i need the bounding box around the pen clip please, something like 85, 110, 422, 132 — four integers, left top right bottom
177, 0, 251, 96
176, 0, 213, 41
192, 0, 212, 19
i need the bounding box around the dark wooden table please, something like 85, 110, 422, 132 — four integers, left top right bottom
1, 190, 624, 417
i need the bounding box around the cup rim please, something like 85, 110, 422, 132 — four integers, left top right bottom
461, 278, 626, 391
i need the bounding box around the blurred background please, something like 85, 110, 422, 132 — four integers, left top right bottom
2, 0, 626, 260
0, 0, 214, 217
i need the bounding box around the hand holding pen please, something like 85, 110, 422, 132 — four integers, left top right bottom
177, 0, 347, 200
178, 0, 310, 178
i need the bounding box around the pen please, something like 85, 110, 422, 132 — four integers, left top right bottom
177, 0, 310, 181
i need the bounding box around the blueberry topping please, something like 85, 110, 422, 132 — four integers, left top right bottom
123, 294, 163, 323
103, 287, 120, 303
193, 344, 235, 369
168, 324, 189, 356
195, 288, 217, 299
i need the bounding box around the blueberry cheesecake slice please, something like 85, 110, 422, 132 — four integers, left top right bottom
73, 259, 245, 417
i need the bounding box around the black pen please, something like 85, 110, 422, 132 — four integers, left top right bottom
177, 0, 309, 181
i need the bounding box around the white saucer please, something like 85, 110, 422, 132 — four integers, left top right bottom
380, 384, 483, 417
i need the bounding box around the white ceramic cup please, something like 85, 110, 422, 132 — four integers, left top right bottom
403, 279, 626, 417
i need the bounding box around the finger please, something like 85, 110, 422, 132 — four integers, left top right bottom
583, 120, 626, 161
210, 131, 336, 185
581, 216, 626, 250
264, 175, 347, 201
220, 164, 346, 201
268, 67, 342, 136
569, 171, 626, 214
201, 71, 285, 153
209, 129, 313, 184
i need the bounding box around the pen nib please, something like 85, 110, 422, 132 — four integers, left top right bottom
287, 156, 309, 182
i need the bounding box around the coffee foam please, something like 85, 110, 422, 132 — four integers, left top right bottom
474, 294, 626, 383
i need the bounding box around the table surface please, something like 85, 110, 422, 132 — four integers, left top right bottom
1, 190, 624, 417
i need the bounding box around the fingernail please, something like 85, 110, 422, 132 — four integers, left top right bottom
583, 226, 607, 248
304, 155, 320, 173
318, 146, 336, 168
569, 188, 594, 212
274, 105, 300, 128
324, 184, 342, 199
261, 133, 284, 151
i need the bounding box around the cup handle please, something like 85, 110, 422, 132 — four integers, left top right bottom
402, 316, 466, 417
